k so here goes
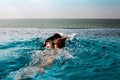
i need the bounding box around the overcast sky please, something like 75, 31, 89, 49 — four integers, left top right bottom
0, 0, 120, 19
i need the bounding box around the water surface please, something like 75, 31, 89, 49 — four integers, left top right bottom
0, 28, 120, 80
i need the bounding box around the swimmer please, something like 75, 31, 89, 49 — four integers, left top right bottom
43, 33, 69, 49
43, 33, 62, 49
38, 33, 70, 73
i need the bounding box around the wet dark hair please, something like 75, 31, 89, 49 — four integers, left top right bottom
52, 33, 62, 38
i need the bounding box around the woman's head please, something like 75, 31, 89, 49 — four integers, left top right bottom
52, 33, 62, 39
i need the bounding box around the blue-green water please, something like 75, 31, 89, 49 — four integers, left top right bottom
0, 28, 120, 80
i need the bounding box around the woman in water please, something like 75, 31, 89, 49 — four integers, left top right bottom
43, 33, 69, 49
39, 33, 69, 73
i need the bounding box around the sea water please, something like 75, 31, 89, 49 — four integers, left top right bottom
0, 19, 120, 28
0, 28, 120, 80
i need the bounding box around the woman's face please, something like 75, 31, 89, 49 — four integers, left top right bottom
46, 41, 54, 49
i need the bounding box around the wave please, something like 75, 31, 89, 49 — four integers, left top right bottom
13, 48, 74, 79
3, 33, 75, 79
0, 29, 120, 80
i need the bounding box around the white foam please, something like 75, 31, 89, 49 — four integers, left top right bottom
68, 33, 76, 40
54, 49, 74, 59
69, 33, 76, 37
13, 48, 74, 79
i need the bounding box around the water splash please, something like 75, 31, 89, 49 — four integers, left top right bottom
13, 48, 74, 79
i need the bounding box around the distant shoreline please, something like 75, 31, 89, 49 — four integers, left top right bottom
0, 19, 120, 28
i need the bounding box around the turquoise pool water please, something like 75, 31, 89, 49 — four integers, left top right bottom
0, 28, 120, 80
